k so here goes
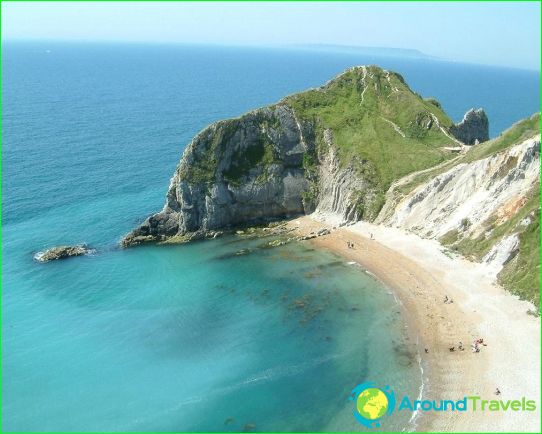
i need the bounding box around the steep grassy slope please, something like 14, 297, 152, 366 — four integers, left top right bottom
499, 205, 540, 307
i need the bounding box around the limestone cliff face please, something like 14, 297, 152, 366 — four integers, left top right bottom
122, 105, 312, 245
312, 134, 380, 222
449, 108, 489, 145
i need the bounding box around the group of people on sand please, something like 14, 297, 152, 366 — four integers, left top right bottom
448, 341, 465, 352
345, 234, 374, 249
448, 337, 486, 353
472, 337, 487, 353
443, 295, 454, 304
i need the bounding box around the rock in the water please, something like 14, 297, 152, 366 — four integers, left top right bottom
449, 108, 489, 145
34, 245, 94, 262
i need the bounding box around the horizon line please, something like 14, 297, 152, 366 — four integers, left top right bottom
2, 37, 540, 73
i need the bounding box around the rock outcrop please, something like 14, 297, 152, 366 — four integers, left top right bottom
34, 245, 94, 262
449, 108, 489, 145
122, 106, 311, 246
483, 233, 520, 273
312, 141, 379, 222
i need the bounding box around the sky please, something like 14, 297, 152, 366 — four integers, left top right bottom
2, 1, 540, 70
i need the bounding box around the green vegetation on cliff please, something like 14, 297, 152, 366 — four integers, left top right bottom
286, 66, 456, 189
179, 119, 240, 183
223, 136, 276, 184
282, 66, 460, 218
179, 113, 282, 184
499, 206, 540, 308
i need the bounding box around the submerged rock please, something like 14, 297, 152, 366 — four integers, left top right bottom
34, 244, 94, 262
268, 239, 286, 247
243, 423, 256, 432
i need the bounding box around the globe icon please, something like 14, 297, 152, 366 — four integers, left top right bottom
356, 387, 389, 420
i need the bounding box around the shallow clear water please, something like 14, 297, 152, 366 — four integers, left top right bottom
2, 42, 539, 431
3, 234, 422, 431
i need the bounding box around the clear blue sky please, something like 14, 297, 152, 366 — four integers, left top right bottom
2, 1, 540, 70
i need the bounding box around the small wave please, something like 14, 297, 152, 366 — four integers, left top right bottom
404, 338, 426, 432
124, 353, 347, 430
33, 251, 45, 262
241, 353, 341, 386
364, 270, 377, 278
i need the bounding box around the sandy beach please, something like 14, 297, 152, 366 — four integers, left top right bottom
287, 215, 540, 432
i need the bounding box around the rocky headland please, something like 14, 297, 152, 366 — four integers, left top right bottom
123, 66, 489, 243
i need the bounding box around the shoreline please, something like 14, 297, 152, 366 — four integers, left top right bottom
287, 215, 540, 433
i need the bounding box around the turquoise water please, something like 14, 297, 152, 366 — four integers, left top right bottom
3, 42, 539, 431
3, 234, 421, 431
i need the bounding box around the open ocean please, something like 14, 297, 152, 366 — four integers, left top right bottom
2, 42, 539, 431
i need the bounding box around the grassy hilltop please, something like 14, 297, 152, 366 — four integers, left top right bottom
285, 65, 456, 190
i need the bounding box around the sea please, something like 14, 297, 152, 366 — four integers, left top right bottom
2, 41, 539, 432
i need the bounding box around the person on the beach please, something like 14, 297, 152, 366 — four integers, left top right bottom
495, 388, 501, 395
458, 341, 464, 351
449, 346, 455, 352
424, 348, 429, 354
444, 295, 449, 303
